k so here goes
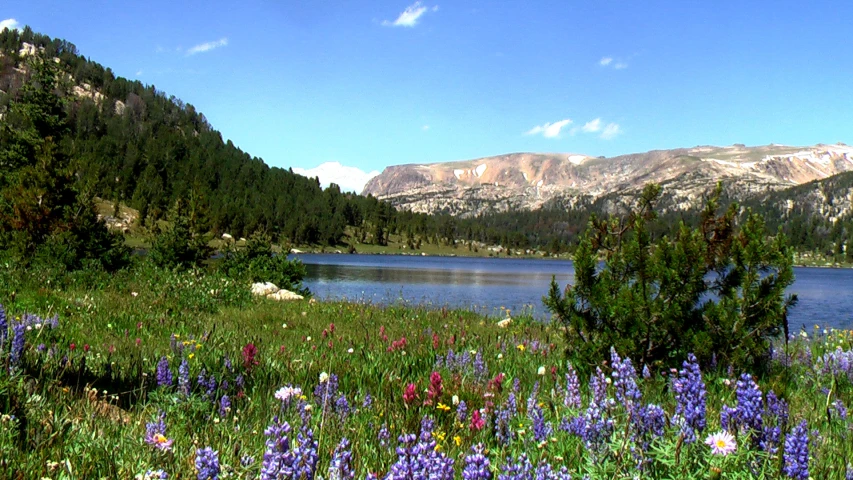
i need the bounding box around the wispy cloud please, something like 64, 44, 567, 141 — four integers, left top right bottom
581, 118, 601, 133
292, 162, 381, 193
422, 125, 430, 131
0, 18, 21, 32
599, 55, 627, 69
186, 37, 228, 56
382, 2, 437, 27
135, 70, 143, 76
526, 119, 572, 139
600, 123, 622, 140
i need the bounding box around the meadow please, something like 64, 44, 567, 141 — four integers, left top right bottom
1, 262, 852, 479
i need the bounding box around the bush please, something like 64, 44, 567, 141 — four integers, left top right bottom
148, 215, 211, 270
544, 184, 797, 373
218, 233, 309, 296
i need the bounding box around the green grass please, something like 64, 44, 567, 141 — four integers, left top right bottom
1, 261, 851, 478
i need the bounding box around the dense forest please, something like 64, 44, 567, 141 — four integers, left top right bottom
1, 27, 851, 261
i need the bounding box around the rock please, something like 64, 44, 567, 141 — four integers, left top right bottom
222, 233, 233, 240
290, 248, 304, 254
251, 282, 279, 296
496, 318, 512, 328
268, 290, 304, 301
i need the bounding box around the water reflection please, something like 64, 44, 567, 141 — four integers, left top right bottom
297, 254, 853, 330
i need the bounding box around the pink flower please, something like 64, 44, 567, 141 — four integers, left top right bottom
425, 371, 443, 406
470, 409, 485, 431
705, 431, 737, 455
403, 383, 418, 405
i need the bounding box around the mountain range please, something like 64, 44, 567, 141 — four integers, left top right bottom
363, 144, 853, 218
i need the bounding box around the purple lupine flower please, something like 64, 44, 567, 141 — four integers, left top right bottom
156, 356, 173, 388
498, 454, 533, 480
672, 353, 706, 443
36, 343, 46, 352
761, 390, 789, 454
507, 392, 518, 415
195, 447, 220, 480
445, 350, 455, 369
241, 455, 255, 467
219, 394, 231, 417
846, 464, 853, 480
178, 358, 191, 397
722, 373, 764, 445
512, 378, 521, 394
362, 393, 373, 409
291, 425, 319, 480
260, 416, 293, 480
9, 322, 25, 368
526, 382, 540, 414
564, 364, 581, 409
335, 393, 351, 421
142, 470, 168, 479
590, 367, 608, 406
636, 404, 666, 444
611, 348, 642, 412
314, 373, 339, 412
530, 403, 552, 442
462, 444, 492, 480
833, 399, 848, 420
457, 400, 469, 423
378, 423, 391, 448
474, 350, 487, 380
493, 403, 515, 446
330, 437, 355, 480
235, 374, 245, 389
144, 411, 173, 451
385, 433, 421, 480
783, 420, 809, 479
0, 304, 7, 345
642, 364, 651, 379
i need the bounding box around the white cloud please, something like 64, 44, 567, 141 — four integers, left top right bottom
422, 125, 430, 131
186, 37, 228, 56
581, 118, 602, 133
292, 162, 381, 193
136, 70, 143, 76
600, 123, 622, 140
526, 119, 572, 139
382, 2, 436, 27
600, 56, 627, 69
0, 18, 20, 32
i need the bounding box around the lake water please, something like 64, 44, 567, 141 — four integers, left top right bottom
296, 254, 853, 331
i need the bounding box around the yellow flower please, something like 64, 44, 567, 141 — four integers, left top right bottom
437, 403, 451, 412
454, 435, 462, 447
516, 344, 525, 352
188, 353, 195, 359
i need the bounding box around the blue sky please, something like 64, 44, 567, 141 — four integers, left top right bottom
4, 1, 853, 192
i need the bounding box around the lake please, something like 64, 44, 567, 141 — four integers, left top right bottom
296, 254, 853, 331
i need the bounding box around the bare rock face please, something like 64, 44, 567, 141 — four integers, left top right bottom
363, 144, 853, 217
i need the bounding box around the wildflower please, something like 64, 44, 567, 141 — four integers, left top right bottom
516, 344, 525, 352
426, 371, 443, 406
783, 420, 809, 479
260, 417, 293, 479
462, 444, 492, 480
156, 356, 173, 388
137, 470, 168, 480
470, 409, 485, 431
403, 383, 418, 405
0, 304, 7, 345
452, 395, 460, 406
563, 364, 582, 409
219, 395, 231, 417
378, 423, 391, 448
195, 447, 220, 480
242, 343, 259, 372
9, 322, 25, 368
319, 371, 329, 383
274, 385, 303, 405
144, 412, 174, 451
437, 403, 451, 412
178, 358, 190, 397
537, 366, 545, 376
330, 437, 355, 480
672, 353, 706, 443
457, 400, 468, 422
705, 431, 737, 456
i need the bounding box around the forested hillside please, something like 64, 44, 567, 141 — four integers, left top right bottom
0, 27, 413, 246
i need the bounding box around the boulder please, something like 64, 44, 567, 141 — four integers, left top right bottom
268, 290, 304, 301
251, 282, 279, 296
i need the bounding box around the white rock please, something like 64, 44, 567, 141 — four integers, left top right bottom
251, 282, 279, 296
221, 233, 233, 240
267, 290, 304, 301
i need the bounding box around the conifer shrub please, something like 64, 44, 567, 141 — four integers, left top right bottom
218, 232, 308, 296
544, 184, 797, 373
